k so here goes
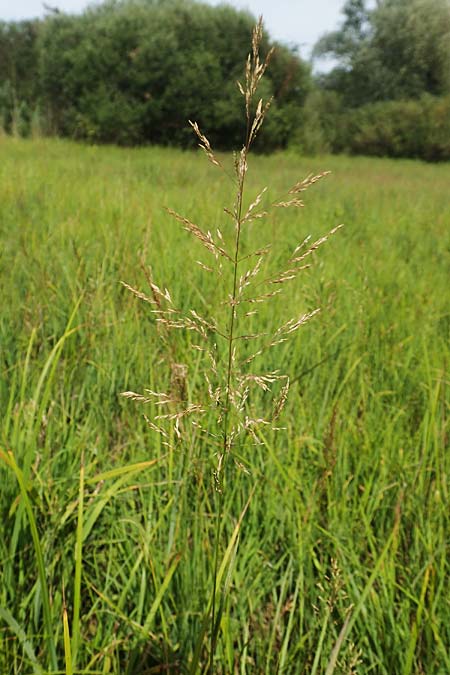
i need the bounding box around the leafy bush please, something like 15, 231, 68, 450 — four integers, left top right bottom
38, 0, 311, 149
337, 95, 450, 161
0, 20, 40, 136
292, 89, 343, 155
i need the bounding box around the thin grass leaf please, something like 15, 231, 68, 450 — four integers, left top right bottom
0, 450, 59, 672
0, 606, 43, 675
85, 458, 162, 484
142, 554, 182, 634
63, 604, 73, 675
324, 610, 353, 675
71, 453, 84, 670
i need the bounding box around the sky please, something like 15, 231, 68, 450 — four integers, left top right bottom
0, 0, 347, 64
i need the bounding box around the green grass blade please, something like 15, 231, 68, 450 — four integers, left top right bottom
71, 453, 85, 670
402, 564, 431, 675
311, 606, 331, 675
190, 486, 256, 675
277, 573, 300, 673
63, 605, 73, 675
85, 458, 162, 484
324, 520, 399, 675
82, 459, 162, 542
0, 606, 44, 675
0, 449, 58, 671
324, 610, 352, 675
142, 554, 182, 634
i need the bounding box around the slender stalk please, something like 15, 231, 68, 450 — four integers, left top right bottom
209, 128, 250, 672
71, 452, 84, 670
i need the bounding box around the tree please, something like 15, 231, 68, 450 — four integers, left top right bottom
37, 0, 311, 148
0, 20, 40, 132
314, 0, 450, 107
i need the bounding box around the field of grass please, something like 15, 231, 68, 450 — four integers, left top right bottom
0, 136, 449, 674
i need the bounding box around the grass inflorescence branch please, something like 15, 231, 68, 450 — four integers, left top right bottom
121, 16, 341, 672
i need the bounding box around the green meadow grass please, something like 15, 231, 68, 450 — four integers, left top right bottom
0, 136, 449, 674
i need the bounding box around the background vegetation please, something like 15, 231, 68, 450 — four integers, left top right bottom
0, 0, 310, 150
1, 2, 449, 671
1, 136, 449, 672
1, 0, 450, 158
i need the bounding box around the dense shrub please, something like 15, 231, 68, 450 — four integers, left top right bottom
37, 0, 311, 149
291, 89, 344, 155
0, 19, 40, 134
1, 0, 449, 160
336, 96, 450, 161
290, 92, 450, 161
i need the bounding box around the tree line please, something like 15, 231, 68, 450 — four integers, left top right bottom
1, 0, 449, 159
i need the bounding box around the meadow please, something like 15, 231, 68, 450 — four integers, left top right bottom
0, 136, 449, 674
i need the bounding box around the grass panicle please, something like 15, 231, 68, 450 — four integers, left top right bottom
121, 17, 341, 670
